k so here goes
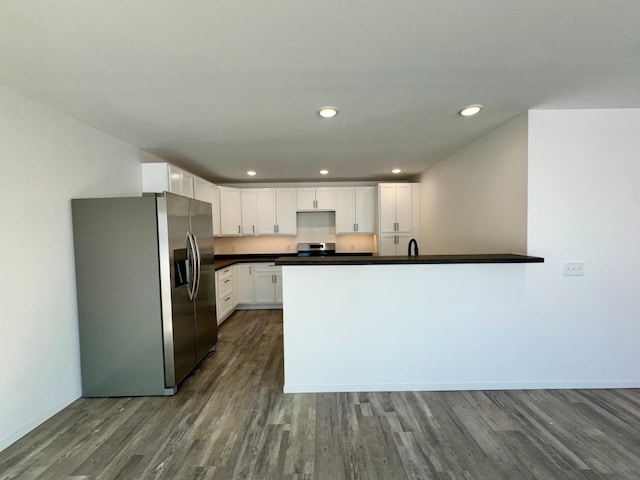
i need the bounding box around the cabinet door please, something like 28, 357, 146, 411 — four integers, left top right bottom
315, 187, 336, 210
194, 178, 221, 237
254, 269, 277, 304
241, 189, 258, 235
168, 165, 183, 195
395, 234, 413, 256
232, 264, 240, 308
379, 234, 413, 256
168, 166, 195, 198
378, 184, 397, 232
180, 171, 195, 198
237, 264, 254, 304
219, 187, 241, 236
275, 188, 297, 235
296, 188, 316, 211
335, 188, 356, 234
211, 184, 221, 237
355, 187, 375, 233
395, 184, 413, 232
378, 234, 398, 256
274, 268, 283, 304
256, 189, 277, 235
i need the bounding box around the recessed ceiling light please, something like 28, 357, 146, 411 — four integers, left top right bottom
459, 104, 483, 117
320, 169, 329, 175
246, 170, 257, 176
391, 168, 402, 174
318, 106, 338, 118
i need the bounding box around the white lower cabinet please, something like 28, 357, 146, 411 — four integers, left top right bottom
236, 262, 283, 308
237, 263, 255, 304
215, 265, 237, 324
379, 233, 413, 256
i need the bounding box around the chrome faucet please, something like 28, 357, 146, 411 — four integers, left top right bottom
408, 238, 419, 256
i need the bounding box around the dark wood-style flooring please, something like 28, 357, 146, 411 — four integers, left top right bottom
2, 310, 639, 479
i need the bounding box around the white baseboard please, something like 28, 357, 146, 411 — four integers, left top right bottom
283, 380, 640, 394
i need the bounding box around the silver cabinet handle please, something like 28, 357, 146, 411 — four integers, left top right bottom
224, 279, 230, 283
238, 225, 241, 234
356, 223, 359, 232
252, 225, 255, 233
274, 225, 277, 233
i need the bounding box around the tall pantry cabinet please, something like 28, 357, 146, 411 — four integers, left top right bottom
377, 183, 420, 255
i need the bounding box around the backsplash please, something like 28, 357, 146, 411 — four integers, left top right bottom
214, 235, 376, 255
214, 211, 376, 254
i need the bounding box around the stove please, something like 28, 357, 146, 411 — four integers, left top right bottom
297, 242, 336, 256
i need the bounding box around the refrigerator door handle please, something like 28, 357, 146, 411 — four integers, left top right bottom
192, 231, 202, 299
186, 231, 197, 300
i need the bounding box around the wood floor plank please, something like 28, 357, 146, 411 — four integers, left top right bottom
1, 309, 640, 480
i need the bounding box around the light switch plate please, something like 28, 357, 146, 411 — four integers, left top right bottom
563, 262, 584, 276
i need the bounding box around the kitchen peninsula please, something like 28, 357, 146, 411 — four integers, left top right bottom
277, 253, 547, 394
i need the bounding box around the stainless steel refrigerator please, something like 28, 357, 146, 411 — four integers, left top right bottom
72, 193, 217, 396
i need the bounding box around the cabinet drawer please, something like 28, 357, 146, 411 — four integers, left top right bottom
217, 266, 233, 280
218, 293, 234, 321
217, 275, 233, 298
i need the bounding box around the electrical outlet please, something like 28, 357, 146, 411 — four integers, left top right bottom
563, 262, 584, 276
231, 245, 236, 253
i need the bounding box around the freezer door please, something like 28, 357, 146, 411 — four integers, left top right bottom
190, 198, 218, 362
163, 193, 198, 386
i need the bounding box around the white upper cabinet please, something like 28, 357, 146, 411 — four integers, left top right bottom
142, 163, 195, 198
275, 188, 297, 235
296, 187, 336, 211
335, 186, 376, 234
379, 183, 414, 233
255, 188, 297, 235
194, 177, 221, 237
256, 189, 277, 235
219, 186, 242, 236
241, 189, 259, 235
235, 188, 297, 236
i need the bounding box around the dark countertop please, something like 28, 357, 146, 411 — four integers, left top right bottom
214, 252, 373, 270
275, 253, 544, 266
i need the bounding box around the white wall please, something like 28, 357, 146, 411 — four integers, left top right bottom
282, 108, 640, 392
419, 114, 528, 254
0, 86, 156, 452
527, 108, 640, 377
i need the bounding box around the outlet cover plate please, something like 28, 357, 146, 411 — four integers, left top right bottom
563, 262, 584, 276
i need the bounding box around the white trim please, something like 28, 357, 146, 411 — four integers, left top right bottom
283, 381, 640, 394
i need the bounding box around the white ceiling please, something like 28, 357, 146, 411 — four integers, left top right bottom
1, 1, 639, 182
